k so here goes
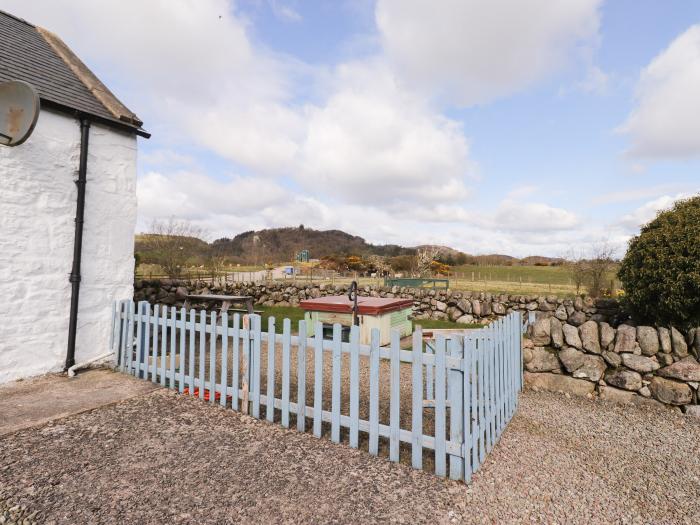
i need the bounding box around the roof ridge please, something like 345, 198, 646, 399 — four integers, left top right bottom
36, 25, 143, 128
0, 9, 35, 28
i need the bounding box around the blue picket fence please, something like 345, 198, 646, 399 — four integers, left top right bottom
111, 300, 522, 483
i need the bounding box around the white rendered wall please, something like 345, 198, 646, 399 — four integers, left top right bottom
0, 108, 137, 384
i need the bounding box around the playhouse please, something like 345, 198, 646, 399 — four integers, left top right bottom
299, 296, 413, 345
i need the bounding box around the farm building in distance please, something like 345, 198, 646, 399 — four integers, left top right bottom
0, 10, 148, 383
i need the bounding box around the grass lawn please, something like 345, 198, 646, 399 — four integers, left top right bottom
255, 305, 480, 334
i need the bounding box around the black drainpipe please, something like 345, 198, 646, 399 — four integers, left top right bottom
65, 117, 91, 370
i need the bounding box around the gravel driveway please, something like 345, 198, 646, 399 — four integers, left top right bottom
1, 388, 699, 524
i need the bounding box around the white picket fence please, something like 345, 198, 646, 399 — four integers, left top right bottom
111, 300, 522, 483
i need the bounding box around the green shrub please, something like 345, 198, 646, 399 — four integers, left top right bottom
618, 195, 700, 328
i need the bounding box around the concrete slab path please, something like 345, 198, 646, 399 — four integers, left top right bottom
0, 368, 158, 436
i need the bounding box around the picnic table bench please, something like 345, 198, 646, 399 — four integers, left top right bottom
183, 294, 256, 316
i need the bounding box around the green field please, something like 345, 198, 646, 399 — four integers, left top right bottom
450, 264, 572, 284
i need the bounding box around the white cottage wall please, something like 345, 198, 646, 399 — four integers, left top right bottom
0, 108, 137, 383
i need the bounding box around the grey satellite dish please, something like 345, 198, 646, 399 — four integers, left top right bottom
0, 80, 40, 147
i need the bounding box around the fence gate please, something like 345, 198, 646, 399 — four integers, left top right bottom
112, 300, 522, 483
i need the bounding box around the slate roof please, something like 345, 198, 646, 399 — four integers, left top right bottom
0, 10, 148, 137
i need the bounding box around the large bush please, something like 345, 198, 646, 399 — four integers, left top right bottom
618, 195, 700, 328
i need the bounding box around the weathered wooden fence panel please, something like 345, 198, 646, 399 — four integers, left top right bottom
113, 300, 522, 483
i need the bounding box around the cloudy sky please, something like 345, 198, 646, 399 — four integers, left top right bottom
4, 0, 699, 256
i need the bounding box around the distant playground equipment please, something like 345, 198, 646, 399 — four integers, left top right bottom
296, 249, 310, 262
384, 277, 449, 289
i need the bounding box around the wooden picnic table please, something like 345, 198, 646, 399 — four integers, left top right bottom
183, 294, 254, 316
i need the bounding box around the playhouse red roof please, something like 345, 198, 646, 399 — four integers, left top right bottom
299, 296, 414, 315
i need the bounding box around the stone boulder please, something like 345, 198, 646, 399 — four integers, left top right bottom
658, 327, 672, 353
568, 311, 586, 327
599, 322, 615, 350
636, 326, 659, 356
572, 355, 606, 382
554, 305, 568, 321
456, 298, 471, 314
579, 321, 601, 354
620, 354, 660, 373
174, 286, 189, 299
529, 318, 551, 346
649, 377, 692, 405
562, 323, 582, 349
456, 314, 475, 325
657, 357, 700, 382
524, 372, 595, 397
599, 386, 666, 409
614, 324, 636, 354
602, 351, 622, 367
605, 369, 642, 391
671, 327, 688, 357
471, 300, 482, 317
524, 347, 560, 373
492, 302, 506, 315
558, 347, 585, 373
550, 318, 564, 348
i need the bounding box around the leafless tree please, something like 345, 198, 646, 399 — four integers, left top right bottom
564, 241, 618, 297
564, 248, 588, 295
586, 241, 618, 298
145, 218, 205, 278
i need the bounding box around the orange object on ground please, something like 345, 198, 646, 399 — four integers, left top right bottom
182, 387, 232, 402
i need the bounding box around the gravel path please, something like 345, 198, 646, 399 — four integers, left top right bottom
1, 388, 699, 524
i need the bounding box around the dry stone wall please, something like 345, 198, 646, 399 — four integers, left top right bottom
524, 316, 700, 415
133, 279, 624, 324
134, 279, 700, 414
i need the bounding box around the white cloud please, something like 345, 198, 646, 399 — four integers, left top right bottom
298, 61, 473, 206
375, 0, 603, 106
137, 171, 289, 222
492, 200, 580, 232
619, 25, 700, 158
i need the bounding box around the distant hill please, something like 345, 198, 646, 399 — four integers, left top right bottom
136, 226, 564, 267
210, 226, 415, 264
